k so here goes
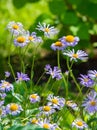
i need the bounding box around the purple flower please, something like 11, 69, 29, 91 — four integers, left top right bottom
88, 70, 97, 79
0, 92, 6, 99
0, 80, 13, 92
44, 64, 62, 80
0, 100, 4, 107
5, 71, 10, 78
82, 90, 97, 113
79, 74, 94, 87
60, 35, 79, 47
29, 94, 40, 103
51, 41, 67, 51
16, 72, 30, 82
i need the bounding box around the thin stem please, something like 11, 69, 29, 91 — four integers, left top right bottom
57, 50, 61, 68
66, 58, 82, 96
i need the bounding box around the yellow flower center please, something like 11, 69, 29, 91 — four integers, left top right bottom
95, 74, 97, 77
29, 36, 34, 41
12, 24, 19, 30
43, 106, 51, 111
31, 94, 37, 99
76, 121, 83, 126
45, 28, 50, 32
31, 119, 38, 124
52, 98, 58, 104
17, 36, 25, 43
43, 124, 50, 129
2, 82, 10, 88
72, 54, 78, 58
10, 104, 18, 111
66, 101, 73, 106
65, 35, 74, 42
90, 100, 96, 106
84, 78, 89, 82
55, 41, 62, 47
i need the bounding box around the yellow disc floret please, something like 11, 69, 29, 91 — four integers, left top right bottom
17, 36, 25, 43
45, 28, 50, 32
52, 98, 58, 104
31, 119, 38, 124
31, 94, 37, 99
29, 36, 34, 41
72, 54, 78, 58
43, 123, 50, 129
76, 121, 83, 126
90, 100, 96, 106
65, 35, 74, 42
12, 24, 19, 30
10, 104, 18, 111
43, 106, 51, 111
55, 41, 62, 47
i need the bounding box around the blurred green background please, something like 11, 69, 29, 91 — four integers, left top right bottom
0, 0, 97, 79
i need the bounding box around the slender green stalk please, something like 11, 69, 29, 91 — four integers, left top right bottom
66, 58, 82, 96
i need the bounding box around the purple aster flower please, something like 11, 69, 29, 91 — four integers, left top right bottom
26, 31, 43, 44
44, 64, 62, 80
66, 100, 78, 111
7, 21, 24, 36
5, 71, 10, 78
16, 72, 30, 82
6, 103, 23, 116
29, 94, 40, 103
88, 70, 97, 79
0, 100, 4, 107
14, 35, 29, 47
0, 92, 6, 99
63, 49, 88, 62
47, 94, 65, 110
51, 41, 67, 51
0, 106, 6, 118
0, 80, 13, 92
72, 119, 88, 129
60, 35, 79, 47
82, 90, 97, 113
79, 74, 94, 87
36, 22, 58, 38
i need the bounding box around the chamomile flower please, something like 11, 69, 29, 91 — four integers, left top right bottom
60, 35, 79, 47
6, 103, 23, 116
79, 74, 94, 87
88, 70, 97, 80
72, 119, 88, 129
0, 80, 13, 92
16, 72, 30, 82
29, 94, 40, 103
38, 119, 58, 130
66, 100, 78, 111
51, 41, 67, 51
26, 31, 42, 44
47, 94, 65, 110
7, 21, 24, 36
39, 105, 55, 116
14, 35, 29, 47
63, 49, 88, 62
36, 22, 58, 38
44, 64, 62, 80
82, 90, 97, 113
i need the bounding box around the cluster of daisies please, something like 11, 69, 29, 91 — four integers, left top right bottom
0, 21, 96, 129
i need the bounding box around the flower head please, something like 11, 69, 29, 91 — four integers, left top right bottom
6, 103, 23, 116
36, 23, 58, 38
0, 80, 13, 92
47, 94, 65, 110
30, 118, 39, 124
0, 92, 6, 99
79, 74, 94, 87
39, 105, 55, 116
5, 71, 10, 78
66, 100, 78, 111
51, 41, 67, 51
0, 106, 6, 118
7, 21, 24, 36
45, 64, 62, 80
38, 119, 57, 130
82, 90, 97, 113
29, 94, 40, 103
72, 119, 88, 129
63, 49, 88, 62
60, 35, 79, 47
14, 35, 29, 47
26, 31, 42, 44
88, 70, 97, 80
16, 72, 30, 82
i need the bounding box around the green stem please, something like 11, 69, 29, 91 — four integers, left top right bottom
57, 50, 61, 68
66, 58, 82, 96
